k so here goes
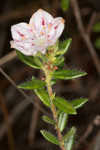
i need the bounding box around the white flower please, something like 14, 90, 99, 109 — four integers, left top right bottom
10, 9, 65, 56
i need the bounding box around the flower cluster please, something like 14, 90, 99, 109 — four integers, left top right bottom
11, 9, 65, 55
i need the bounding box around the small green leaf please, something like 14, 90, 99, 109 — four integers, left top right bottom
40, 130, 59, 145
95, 38, 100, 49
63, 127, 76, 141
53, 69, 87, 80
54, 56, 64, 66
33, 56, 42, 67
18, 79, 45, 90
53, 97, 77, 115
57, 38, 72, 55
16, 50, 40, 69
36, 52, 48, 63
42, 115, 55, 125
93, 22, 100, 32
61, 0, 70, 12
71, 98, 88, 109
63, 127, 76, 150
34, 89, 50, 107
58, 112, 68, 132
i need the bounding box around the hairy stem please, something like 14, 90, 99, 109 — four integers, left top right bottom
45, 72, 66, 150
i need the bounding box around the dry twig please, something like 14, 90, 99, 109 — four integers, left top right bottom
0, 51, 16, 66
0, 98, 31, 139
0, 93, 15, 149
70, 0, 100, 74
0, 67, 48, 115
75, 115, 100, 150
28, 99, 40, 145
87, 12, 97, 35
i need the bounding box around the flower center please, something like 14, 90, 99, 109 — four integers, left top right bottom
34, 37, 46, 46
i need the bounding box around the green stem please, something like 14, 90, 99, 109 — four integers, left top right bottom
45, 70, 66, 150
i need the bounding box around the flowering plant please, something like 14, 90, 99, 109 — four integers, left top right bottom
11, 9, 88, 150
11, 9, 64, 55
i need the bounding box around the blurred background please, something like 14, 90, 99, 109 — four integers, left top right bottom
0, 0, 100, 150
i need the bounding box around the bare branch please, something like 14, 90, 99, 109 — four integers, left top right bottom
0, 67, 48, 115
0, 51, 16, 66
70, 0, 100, 74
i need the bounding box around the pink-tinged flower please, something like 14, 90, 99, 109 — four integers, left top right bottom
10, 9, 65, 56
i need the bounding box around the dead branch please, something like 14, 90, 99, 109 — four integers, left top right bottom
0, 51, 16, 66
70, 0, 100, 74
0, 93, 15, 149
28, 99, 40, 145
87, 12, 97, 35
0, 67, 48, 115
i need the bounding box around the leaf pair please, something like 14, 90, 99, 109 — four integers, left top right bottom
19, 79, 88, 114
54, 97, 88, 114
54, 97, 76, 115
55, 98, 88, 132
40, 127, 76, 150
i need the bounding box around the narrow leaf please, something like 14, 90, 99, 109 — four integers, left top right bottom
33, 56, 42, 67
63, 127, 76, 150
42, 115, 55, 125
71, 98, 88, 109
53, 69, 87, 80
53, 97, 77, 115
63, 127, 76, 141
34, 89, 50, 107
54, 56, 64, 66
40, 130, 59, 145
61, 0, 70, 12
18, 79, 45, 90
16, 50, 40, 69
57, 38, 72, 55
58, 112, 68, 132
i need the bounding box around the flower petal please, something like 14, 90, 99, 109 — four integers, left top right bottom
11, 23, 34, 41
51, 17, 64, 40
10, 40, 36, 55
29, 9, 53, 35
10, 9, 65, 56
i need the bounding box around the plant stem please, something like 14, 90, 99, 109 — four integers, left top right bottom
45, 72, 66, 150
